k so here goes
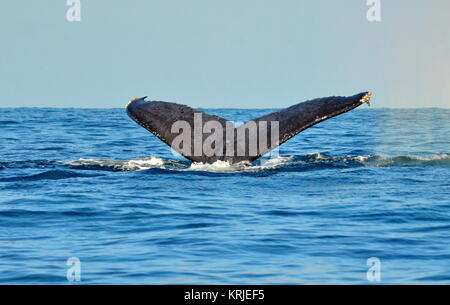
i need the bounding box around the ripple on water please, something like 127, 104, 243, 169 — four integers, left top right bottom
0, 108, 449, 284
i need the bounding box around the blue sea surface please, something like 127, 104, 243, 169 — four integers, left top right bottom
0, 107, 449, 284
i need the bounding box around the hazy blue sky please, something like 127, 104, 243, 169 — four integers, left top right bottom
1, 0, 449, 108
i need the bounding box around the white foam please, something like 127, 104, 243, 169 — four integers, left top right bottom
188, 160, 239, 172
64, 156, 165, 171
304, 152, 326, 159
122, 157, 165, 170
259, 156, 292, 166
413, 153, 450, 161
343, 155, 371, 163
187, 156, 293, 173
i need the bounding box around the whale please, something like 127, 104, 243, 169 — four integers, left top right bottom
126, 92, 372, 164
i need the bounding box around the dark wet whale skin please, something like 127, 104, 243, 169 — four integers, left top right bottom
126, 92, 372, 164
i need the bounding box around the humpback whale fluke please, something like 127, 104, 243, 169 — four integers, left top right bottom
126, 92, 372, 164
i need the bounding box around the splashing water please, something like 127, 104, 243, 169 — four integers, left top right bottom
64, 156, 166, 171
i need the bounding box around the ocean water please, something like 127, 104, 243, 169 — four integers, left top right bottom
0, 107, 449, 284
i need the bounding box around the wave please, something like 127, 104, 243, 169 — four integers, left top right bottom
363, 153, 450, 167
0, 153, 448, 181
0, 120, 19, 125
63, 156, 168, 171
0, 170, 102, 182
202, 152, 450, 173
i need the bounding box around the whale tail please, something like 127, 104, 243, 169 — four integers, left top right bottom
126, 92, 372, 164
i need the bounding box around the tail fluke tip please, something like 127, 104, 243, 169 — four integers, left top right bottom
360, 92, 372, 104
